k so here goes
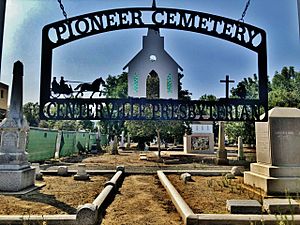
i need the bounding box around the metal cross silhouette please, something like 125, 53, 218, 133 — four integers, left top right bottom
220, 75, 235, 99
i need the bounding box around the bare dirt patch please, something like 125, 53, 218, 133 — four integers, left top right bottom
0, 176, 110, 215
168, 175, 262, 214
69, 151, 232, 172
101, 175, 183, 225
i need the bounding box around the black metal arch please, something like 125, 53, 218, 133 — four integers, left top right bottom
40, 6, 268, 121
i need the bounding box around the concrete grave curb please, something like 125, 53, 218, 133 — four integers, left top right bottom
0, 166, 125, 225
157, 170, 300, 225
157, 171, 193, 223
76, 165, 125, 225
0, 215, 76, 225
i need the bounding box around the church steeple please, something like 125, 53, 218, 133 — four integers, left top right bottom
147, 26, 160, 36
152, 0, 157, 9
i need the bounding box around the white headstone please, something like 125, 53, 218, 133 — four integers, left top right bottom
120, 131, 125, 148
245, 107, 300, 194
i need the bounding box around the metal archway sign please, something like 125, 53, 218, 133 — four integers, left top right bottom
39, 6, 268, 122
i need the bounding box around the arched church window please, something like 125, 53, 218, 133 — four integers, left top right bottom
146, 70, 159, 99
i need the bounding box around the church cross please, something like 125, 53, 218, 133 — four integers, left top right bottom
220, 75, 235, 99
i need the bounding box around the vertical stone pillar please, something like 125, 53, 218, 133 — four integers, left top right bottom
238, 136, 245, 160
54, 131, 62, 159
111, 135, 118, 155
0, 61, 35, 192
0, 0, 6, 79
183, 134, 191, 154
216, 121, 228, 165
126, 133, 131, 149
208, 133, 215, 153
120, 131, 125, 150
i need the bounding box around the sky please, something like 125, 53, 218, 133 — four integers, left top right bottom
1, 0, 300, 103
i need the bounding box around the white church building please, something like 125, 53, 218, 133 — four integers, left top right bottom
123, 27, 183, 99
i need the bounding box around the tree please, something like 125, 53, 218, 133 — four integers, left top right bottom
124, 120, 157, 150
224, 74, 260, 145
225, 67, 300, 145
269, 66, 299, 109
123, 72, 191, 151
97, 72, 128, 140
231, 74, 259, 99
199, 94, 217, 101
23, 102, 40, 127
104, 72, 128, 98
23, 102, 95, 131
178, 72, 192, 100
76, 120, 95, 131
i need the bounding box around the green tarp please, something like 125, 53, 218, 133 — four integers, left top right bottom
27, 128, 57, 162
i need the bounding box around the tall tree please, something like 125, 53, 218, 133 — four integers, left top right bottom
104, 72, 128, 98
269, 66, 299, 108
225, 74, 260, 145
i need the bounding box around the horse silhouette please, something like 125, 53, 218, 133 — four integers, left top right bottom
74, 77, 106, 98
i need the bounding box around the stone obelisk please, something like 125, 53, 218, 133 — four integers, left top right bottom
216, 121, 228, 165
0, 61, 35, 192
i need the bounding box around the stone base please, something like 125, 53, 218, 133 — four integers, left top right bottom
244, 163, 300, 194
0, 182, 45, 195
0, 167, 35, 192
263, 198, 300, 214
226, 200, 262, 214
74, 174, 90, 181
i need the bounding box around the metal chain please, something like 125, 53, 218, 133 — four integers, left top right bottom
239, 0, 251, 22
57, 0, 68, 20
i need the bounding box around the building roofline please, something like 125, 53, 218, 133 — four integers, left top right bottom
0, 82, 8, 88
123, 49, 183, 72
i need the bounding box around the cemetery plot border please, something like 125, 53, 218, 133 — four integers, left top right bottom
158, 171, 300, 225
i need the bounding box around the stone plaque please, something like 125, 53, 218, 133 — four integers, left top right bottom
1, 131, 17, 149
255, 122, 271, 164
270, 118, 300, 166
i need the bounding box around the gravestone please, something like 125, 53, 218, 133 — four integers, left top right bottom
244, 107, 300, 194
126, 133, 131, 148
0, 61, 35, 192
184, 122, 214, 154
238, 136, 245, 160
119, 131, 125, 150
32, 163, 43, 181
57, 166, 68, 176
74, 163, 90, 181
216, 121, 228, 165
226, 200, 262, 214
263, 198, 300, 214
110, 135, 118, 155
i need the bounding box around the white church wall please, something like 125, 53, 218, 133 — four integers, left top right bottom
126, 28, 181, 99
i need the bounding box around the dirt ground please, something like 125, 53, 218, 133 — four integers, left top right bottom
101, 175, 183, 225
61, 150, 234, 172
168, 175, 262, 214
0, 150, 259, 225
0, 176, 110, 215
